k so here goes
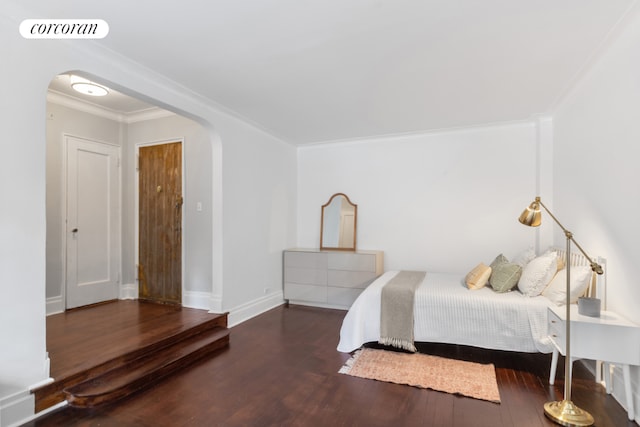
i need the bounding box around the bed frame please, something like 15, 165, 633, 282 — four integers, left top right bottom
554, 247, 607, 309
337, 247, 607, 355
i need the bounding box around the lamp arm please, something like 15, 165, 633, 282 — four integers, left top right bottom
523, 196, 599, 424
537, 199, 604, 275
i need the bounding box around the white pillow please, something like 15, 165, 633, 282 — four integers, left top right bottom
542, 265, 592, 305
517, 252, 558, 297
542, 248, 567, 271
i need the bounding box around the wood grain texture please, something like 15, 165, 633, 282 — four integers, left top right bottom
138, 142, 182, 305
33, 301, 227, 412
28, 304, 634, 427
64, 328, 229, 408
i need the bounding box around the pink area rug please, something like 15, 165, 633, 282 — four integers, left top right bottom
339, 347, 500, 403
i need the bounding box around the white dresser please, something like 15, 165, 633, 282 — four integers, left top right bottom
283, 248, 384, 309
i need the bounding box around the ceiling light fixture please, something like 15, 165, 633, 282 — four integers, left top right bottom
70, 75, 109, 97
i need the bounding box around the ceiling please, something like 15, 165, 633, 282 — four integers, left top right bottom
24, 0, 636, 144
49, 74, 157, 114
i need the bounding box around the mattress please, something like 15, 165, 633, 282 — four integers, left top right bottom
337, 270, 555, 354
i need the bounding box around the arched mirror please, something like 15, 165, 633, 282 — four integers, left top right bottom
320, 193, 357, 251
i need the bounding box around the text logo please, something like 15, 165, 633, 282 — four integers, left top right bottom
20, 19, 109, 39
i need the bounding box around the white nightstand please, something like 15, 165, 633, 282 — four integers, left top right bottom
547, 305, 640, 420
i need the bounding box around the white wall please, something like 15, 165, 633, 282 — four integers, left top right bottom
552, 4, 640, 421
0, 12, 49, 425
298, 122, 541, 273
0, 6, 297, 425
215, 113, 297, 316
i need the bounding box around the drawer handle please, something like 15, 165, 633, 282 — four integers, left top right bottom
550, 320, 557, 324
552, 334, 557, 338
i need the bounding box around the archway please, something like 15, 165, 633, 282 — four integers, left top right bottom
44, 71, 221, 369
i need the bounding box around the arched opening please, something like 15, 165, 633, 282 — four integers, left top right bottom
44, 70, 220, 369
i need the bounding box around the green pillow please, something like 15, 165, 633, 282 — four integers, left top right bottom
489, 254, 522, 293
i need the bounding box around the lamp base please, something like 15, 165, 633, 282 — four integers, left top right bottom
544, 400, 594, 426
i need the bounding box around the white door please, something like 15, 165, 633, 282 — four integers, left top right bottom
66, 136, 121, 309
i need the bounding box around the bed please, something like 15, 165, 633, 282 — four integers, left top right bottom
337, 249, 604, 354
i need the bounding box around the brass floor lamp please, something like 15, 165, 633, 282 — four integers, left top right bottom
519, 196, 604, 427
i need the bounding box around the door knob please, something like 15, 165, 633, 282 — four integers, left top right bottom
72, 228, 78, 233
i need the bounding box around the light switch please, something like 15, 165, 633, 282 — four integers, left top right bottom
196, 202, 202, 212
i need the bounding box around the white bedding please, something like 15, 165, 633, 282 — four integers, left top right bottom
337, 270, 555, 354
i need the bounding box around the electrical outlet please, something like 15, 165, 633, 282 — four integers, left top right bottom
263, 287, 270, 294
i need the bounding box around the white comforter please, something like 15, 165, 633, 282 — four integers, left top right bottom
337, 271, 555, 354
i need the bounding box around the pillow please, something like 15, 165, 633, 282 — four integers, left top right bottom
512, 246, 536, 267
489, 254, 522, 293
465, 263, 492, 290
517, 252, 558, 297
542, 265, 592, 305
489, 253, 508, 270
543, 249, 567, 271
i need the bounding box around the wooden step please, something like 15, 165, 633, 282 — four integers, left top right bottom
34, 307, 229, 412
64, 327, 230, 408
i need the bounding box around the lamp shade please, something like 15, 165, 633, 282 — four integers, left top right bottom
518, 200, 542, 227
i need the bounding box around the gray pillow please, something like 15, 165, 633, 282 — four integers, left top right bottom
489, 254, 522, 293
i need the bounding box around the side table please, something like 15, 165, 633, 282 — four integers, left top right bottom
547, 305, 640, 420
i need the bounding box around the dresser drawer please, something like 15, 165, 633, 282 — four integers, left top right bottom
327, 252, 376, 271
284, 251, 328, 269
328, 286, 364, 306
327, 270, 377, 288
283, 249, 383, 309
284, 267, 327, 286
547, 308, 565, 349
284, 283, 327, 303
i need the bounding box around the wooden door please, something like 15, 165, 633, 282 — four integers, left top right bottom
66, 136, 121, 309
138, 142, 183, 305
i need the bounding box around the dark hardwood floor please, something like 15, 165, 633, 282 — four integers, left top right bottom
46, 301, 224, 382
25, 302, 635, 427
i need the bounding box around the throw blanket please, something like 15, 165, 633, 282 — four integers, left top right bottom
379, 270, 426, 352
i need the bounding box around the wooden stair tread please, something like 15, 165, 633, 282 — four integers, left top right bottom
64, 327, 229, 407
34, 304, 230, 412
55, 315, 228, 378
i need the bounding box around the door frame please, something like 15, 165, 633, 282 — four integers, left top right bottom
62, 133, 122, 309
134, 138, 185, 302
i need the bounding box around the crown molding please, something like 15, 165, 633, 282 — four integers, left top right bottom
46, 90, 174, 124
298, 118, 536, 149
125, 108, 175, 124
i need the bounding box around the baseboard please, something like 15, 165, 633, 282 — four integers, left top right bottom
0, 387, 34, 427
226, 291, 285, 328
119, 283, 138, 300
578, 360, 639, 424
209, 294, 223, 313
285, 300, 350, 311
48, 284, 140, 314
45, 296, 64, 316
182, 291, 213, 311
